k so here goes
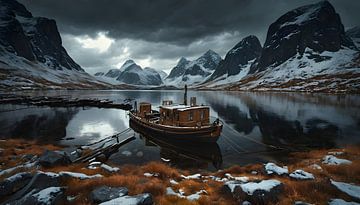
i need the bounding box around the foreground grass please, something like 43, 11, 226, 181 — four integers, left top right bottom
0, 139, 359, 205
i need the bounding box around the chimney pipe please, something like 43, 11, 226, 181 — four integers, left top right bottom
184, 84, 187, 105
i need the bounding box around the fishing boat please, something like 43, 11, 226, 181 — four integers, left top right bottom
129, 85, 223, 142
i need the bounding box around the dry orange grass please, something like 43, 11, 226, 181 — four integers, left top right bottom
1, 139, 359, 205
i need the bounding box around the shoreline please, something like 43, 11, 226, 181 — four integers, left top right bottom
1, 139, 359, 204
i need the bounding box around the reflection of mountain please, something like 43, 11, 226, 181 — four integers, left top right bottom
0, 106, 78, 142
210, 103, 255, 135
254, 110, 338, 149
130, 121, 222, 170
203, 92, 354, 150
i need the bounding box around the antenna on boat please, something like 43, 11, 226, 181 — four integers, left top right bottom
184, 84, 187, 105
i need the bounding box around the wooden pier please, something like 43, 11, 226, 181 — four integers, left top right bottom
0, 94, 132, 110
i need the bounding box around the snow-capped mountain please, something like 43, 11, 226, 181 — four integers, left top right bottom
155, 69, 168, 80
203, 35, 262, 86
95, 60, 163, 86
165, 49, 221, 87
202, 1, 360, 92
346, 26, 360, 48
0, 0, 108, 90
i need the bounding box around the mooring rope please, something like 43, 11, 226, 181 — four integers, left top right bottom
223, 123, 289, 151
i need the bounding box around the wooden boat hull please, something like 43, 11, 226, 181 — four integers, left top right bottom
129, 112, 222, 142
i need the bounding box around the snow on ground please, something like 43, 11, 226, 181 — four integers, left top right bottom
289, 170, 315, 180
309, 164, 322, 170
239, 179, 282, 195
181, 173, 201, 180
170, 179, 179, 185
166, 187, 207, 201
220, 48, 360, 91
329, 199, 360, 205
144, 172, 159, 177
328, 151, 344, 156
331, 180, 360, 200
264, 162, 289, 175
59, 171, 103, 179
204, 60, 254, 88
224, 173, 249, 182
99, 193, 152, 205
0, 46, 108, 89
32, 187, 63, 205
322, 155, 352, 165
100, 163, 120, 172
294, 201, 314, 205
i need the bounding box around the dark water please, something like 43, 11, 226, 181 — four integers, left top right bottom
1, 90, 359, 171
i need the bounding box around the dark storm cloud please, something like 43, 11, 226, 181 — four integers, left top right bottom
19, 0, 360, 45
17, 0, 360, 73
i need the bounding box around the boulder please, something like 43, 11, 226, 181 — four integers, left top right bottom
0, 172, 33, 196
4, 172, 61, 204
99, 193, 153, 205
9, 186, 66, 205
39, 150, 71, 167
90, 186, 129, 203
224, 179, 283, 204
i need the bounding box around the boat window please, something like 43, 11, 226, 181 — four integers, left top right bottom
200, 110, 205, 120
189, 111, 193, 121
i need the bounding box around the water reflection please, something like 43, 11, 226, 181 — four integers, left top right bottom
0, 91, 359, 169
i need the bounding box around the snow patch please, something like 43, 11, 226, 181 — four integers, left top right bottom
59, 171, 103, 179
32, 187, 63, 205
322, 155, 352, 165
289, 170, 315, 180
181, 173, 201, 180
240, 180, 282, 195
264, 162, 288, 175
330, 180, 360, 200
329, 199, 360, 205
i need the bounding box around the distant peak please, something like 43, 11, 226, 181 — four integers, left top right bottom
205, 49, 216, 54
178, 57, 189, 65
200, 49, 221, 58
120, 59, 135, 68
124, 59, 135, 64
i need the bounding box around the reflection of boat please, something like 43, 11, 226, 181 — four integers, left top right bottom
129, 85, 223, 142
130, 120, 223, 169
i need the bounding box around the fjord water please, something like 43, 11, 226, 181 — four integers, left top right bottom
0, 90, 359, 170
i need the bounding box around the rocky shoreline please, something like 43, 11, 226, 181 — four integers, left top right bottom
0, 139, 359, 205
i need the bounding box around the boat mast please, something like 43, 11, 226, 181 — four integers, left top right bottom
184, 84, 187, 105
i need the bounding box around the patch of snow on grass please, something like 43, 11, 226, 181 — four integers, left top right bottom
323, 155, 352, 165
144, 172, 159, 177
264, 162, 288, 175
289, 170, 315, 180
170, 179, 179, 185
225, 173, 249, 182
329, 199, 360, 205
331, 180, 360, 200
101, 163, 120, 172
240, 179, 282, 195
99, 193, 151, 205
59, 171, 103, 179
181, 173, 201, 180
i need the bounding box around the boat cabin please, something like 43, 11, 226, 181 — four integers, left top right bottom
159, 98, 210, 127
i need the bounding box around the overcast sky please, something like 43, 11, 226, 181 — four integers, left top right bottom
19, 0, 360, 74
